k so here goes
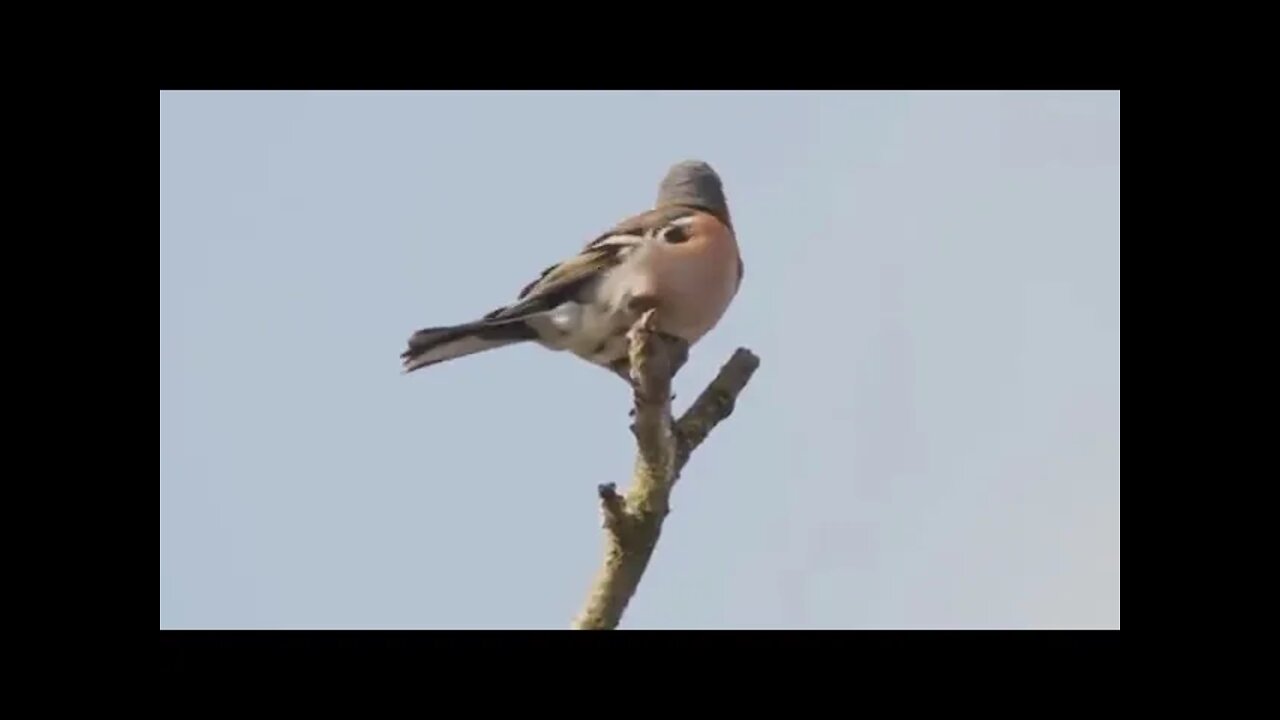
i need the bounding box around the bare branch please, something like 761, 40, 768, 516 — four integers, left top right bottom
573, 311, 760, 629
674, 347, 760, 476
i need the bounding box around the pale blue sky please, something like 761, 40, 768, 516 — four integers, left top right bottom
160, 90, 1120, 629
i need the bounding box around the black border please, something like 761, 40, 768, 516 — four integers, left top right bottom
160, 629, 1120, 677
157, 12, 1121, 91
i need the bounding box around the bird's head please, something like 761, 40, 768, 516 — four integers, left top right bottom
656, 159, 731, 228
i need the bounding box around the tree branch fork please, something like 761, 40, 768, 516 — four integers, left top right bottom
572, 310, 760, 630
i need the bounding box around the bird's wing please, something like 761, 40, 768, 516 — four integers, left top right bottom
483, 205, 696, 321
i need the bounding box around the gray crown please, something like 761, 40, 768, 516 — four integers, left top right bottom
656, 160, 729, 222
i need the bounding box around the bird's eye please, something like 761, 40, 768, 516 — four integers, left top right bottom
662, 224, 690, 244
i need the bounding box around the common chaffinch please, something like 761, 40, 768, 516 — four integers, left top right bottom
400, 159, 743, 381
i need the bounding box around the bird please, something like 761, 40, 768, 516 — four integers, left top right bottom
399, 159, 743, 382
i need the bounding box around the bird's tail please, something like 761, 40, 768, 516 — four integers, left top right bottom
400, 317, 539, 374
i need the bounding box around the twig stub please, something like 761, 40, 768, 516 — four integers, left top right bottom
597, 483, 627, 531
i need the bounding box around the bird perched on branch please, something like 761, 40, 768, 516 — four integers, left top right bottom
400, 159, 743, 382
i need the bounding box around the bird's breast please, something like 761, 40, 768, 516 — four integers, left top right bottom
639, 225, 740, 344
